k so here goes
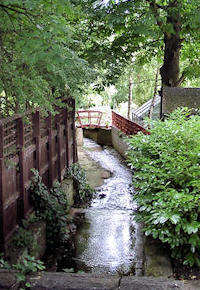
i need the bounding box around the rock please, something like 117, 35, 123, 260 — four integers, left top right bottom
99, 193, 106, 199
101, 171, 111, 179
28, 272, 119, 290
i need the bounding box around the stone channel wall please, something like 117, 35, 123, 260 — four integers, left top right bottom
79, 127, 128, 158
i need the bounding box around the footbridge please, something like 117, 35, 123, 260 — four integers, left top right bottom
76, 110, 150, 135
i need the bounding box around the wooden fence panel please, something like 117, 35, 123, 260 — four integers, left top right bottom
0, 99, 76, 252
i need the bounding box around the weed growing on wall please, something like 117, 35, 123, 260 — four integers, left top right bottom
127, 108, 200, 266
30, 169, 70, 248
66, 163, 94, 205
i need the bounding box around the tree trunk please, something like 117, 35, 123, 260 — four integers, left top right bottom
160, 33, 182, 88
127, 73, 133, 120
159, 0, 183, 117
148, 67, 159, 119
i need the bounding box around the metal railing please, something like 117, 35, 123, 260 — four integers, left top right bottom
76, 110, 103, 128
112, 111, 150, 135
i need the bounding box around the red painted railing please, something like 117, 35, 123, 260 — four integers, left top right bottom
76, 110, 103, 128
112, 111, 150, 135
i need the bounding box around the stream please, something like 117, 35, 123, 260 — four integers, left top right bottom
73, 138, 137, 275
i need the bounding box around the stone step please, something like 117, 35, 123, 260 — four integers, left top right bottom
27, 273, 200, 290
1, 270, 200, 290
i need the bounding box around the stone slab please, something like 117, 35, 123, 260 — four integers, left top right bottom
144, 237, 173, 278
61, 178, 75, 209
76, 128, 84, 147
78, 148, 111, 189
28, 272, 119, 290
120, 276, 184, 290
184, 280, 200, 290
0, 270, 19, 290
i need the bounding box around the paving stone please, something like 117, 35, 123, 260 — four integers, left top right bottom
184, 280, 200, 290
28, 272, 119, 290
0, 270, 19, 290
120, 276, 184, 290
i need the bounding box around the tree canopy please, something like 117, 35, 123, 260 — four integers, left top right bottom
1, 0, 200, 116
0, 0, 93, 116
74, 0, 200, 93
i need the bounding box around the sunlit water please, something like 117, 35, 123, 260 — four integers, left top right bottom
75, 138, 137, 274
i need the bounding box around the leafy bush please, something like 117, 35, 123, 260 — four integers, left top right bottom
13, 254, 45, 283
66, 163, 94, 205
0, 253, 45, 286
30, 169, 70, 248
127, 108, 200, 266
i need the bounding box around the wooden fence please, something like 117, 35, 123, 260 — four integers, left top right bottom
0, 98, 76, 252
112, 111, 150, 135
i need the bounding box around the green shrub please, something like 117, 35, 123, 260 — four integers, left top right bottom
66, 163, 94, 205
0, 253, 45, 286
127, 108, 200, 266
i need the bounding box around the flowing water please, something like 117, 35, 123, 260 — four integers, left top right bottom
73, 138, 137, 275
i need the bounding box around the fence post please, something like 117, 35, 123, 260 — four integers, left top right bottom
16, 117, 26, 218
0, 124, 5, 251
47, 113, 53, 188
64, 109, 70, 168
72, 99, 77, 163
33, 111, 41, 174
57, 115, 62, 182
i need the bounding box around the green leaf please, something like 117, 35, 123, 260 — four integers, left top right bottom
170, 215, 181, 225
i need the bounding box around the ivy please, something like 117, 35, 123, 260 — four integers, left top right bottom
30, 164, 93, 248
30, 169, 70, 248
127, 108, 200, 267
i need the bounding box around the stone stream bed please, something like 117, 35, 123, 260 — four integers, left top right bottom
57, 138, 137, 275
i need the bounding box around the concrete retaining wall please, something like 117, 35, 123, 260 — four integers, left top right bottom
111, 127, 129, 159
163, 87, 200, 114
80, 127, 129, 159
83, 128, 112, 146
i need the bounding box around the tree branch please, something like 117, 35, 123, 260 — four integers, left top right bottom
146, 0, 168, 27
0, 4, 35, 18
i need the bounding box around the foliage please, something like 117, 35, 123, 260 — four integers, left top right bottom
0, 254, 10, 270
74, 0, 200, 88
30, 169, 70, 248
13, 254, 45, 283
0, 253, 45, 286
111, 58, 161, 108
66, 163, 94, 205
12, 227, 33, 249
0, 0, 93, 117
127, 108, 200, 266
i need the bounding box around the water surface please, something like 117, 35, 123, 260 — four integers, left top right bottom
74, 138, 136, 274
